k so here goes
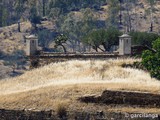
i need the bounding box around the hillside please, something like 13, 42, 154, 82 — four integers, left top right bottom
1, 0, 160, 52
0, 58, 160, 114
122, 0, 160, 32
0, 1, 160, 51
0, 1, 160, 118
0, 0, 160, 54
0, 20, 55, 79
1, 0, 160, 32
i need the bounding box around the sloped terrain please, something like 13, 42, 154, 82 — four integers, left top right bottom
0, 58, 160, 114
0, 0, 160, 80
0, 20, 55, 79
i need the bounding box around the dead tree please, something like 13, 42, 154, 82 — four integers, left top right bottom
0, 0, 3, 27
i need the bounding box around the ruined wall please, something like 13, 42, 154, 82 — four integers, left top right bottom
1, 109, 159, 120
79, 90, 160, 108
100, 90, 160, 108
29, 54, 128, 68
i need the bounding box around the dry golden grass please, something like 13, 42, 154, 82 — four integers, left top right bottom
0, 58, 160, 95
0, 22, 31, 54
0, 58, 160, 113
0, 20, 56, 54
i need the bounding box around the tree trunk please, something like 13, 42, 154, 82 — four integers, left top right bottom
18, 21, 21, 32
42, 0, 46, 16
102, 42, 109, 51
126, 0, 132, 32
92, 46, 98, 52
60, 44, 67, 54
0, 0, 3, 27
97, 46, 105, 52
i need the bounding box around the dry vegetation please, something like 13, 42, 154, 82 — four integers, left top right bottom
0, 20, 55, 79
1, 0, 160, 114
0, 21, 54, 54
0, 58, 160, 113
0, 0, 160, 54
0, 22, 31, 54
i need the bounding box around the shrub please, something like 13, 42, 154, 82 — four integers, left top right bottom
0, 50, 5, 58
129, 31, 159, 47
56, 102, 67, 119
142, 38, 160, 79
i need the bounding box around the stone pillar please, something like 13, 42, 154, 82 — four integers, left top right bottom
119, 34, 132, 55
25, 35, 38, 56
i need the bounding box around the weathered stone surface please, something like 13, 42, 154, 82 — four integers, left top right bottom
101, 90, 160, 108
79, 90, 160, 108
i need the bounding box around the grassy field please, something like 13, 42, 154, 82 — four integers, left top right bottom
0, 58, 160, 113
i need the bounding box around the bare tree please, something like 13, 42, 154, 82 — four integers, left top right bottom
38, 0, 47, 17
147, 0, 157, 32
0, 0, 2, 27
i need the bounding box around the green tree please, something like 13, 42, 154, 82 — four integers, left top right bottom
58, 8, 100, 52
15, 0, 27, 17
83, 28, 121, 52
29, 6, 41, 30
2, 8, 8, 26
48, 7, 60, 19
101, 27, 121, 51
42, 0, 46, 16
146, 0, 157, 7
54, 34, 68, 53
38, 29, 51, 48
142, 38, 160, 80
129, 31, 159, 47
106, 0, 120, 28
83, 29, 105, 52
0, 0, 8, 27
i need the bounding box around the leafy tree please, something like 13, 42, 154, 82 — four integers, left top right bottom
46, 0, 106, 15
142, 38, 160, 80
15, 0, 27, 17
0, 50, 5, 58
38, 29, 51, 48
106, 0, 120, 28
129, 31, 159, 47
101, 27, 121, 51
48, 7, 60, 19
38, 29, 57, 49
0, 0, 16, 26
29, 6, 41, 30
54, 34, 68, 53
0, 0, 8, 27
83, 29, 105, 52
42, 0, 47, 16
146, 0, 157, 7
58, 8, 101, 52
83, 28, 121, 52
